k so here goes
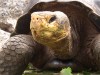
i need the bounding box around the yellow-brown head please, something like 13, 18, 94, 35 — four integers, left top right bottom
30, 11, 71, 47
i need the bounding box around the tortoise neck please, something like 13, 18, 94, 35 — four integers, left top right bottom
47, 32, 73, 59
47, 26, 79, 60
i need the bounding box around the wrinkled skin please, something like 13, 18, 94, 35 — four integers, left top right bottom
30, 11, 73, 60
0, 1, 100, 75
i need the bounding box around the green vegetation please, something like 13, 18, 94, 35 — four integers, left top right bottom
60, 67, 73, 75
23, 64, 99, 75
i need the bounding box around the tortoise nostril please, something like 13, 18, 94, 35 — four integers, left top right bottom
34, 31, 37, 35
49, 16, 56, 23
36, 18, 39, 20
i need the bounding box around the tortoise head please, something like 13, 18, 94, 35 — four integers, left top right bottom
30, 11, 71, 47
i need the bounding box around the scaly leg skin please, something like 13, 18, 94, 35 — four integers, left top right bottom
0, 35, 35, 75
91, 34, 100, 70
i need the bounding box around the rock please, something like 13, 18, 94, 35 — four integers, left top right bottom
0, 29, 10, 49
0, 0, 29, 21
0, 0, 39, 48
0, 22, 14, 33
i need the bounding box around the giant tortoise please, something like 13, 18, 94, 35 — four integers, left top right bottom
0, 0, 100, 75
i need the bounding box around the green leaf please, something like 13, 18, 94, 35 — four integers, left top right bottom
60, 67, 73, 75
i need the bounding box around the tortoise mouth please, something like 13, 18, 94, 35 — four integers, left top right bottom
30, 21, 68, 45
30, 11, 71, 46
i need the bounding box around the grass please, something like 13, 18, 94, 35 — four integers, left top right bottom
23, 64, 100, 75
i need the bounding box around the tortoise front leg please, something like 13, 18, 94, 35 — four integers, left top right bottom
91, 34, 100, 70
0, 35, 36, 75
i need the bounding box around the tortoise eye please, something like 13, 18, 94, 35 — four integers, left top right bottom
49, 16, 56, 23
